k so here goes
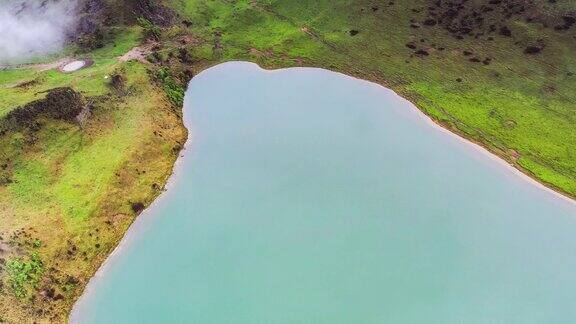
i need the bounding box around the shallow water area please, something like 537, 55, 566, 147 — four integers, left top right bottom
72, 62, 576, 324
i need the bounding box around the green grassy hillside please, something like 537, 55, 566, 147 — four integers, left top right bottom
167, 0, 576, 196
0, 0, 574, 322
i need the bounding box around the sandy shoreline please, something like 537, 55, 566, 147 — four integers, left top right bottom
70, 61, 576, 322
259, 62, 576, 207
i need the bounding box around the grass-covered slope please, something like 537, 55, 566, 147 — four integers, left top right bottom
167, 0, 576, 196
0, 26, 187, 322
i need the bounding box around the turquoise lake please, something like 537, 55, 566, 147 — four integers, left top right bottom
72, 62, 576, 323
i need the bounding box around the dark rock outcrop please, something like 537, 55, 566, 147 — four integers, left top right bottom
131, 202, 145, 214
0, 88, 86, 133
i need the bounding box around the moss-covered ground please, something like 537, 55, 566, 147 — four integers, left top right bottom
0, 26, 186, 322
0, 0, 574, 322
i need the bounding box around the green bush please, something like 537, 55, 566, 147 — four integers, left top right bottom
153, 68, 185, 107
137, 17, 161, 40
6, 253, 44, 299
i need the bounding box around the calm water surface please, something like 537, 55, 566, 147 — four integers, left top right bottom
72, 62, 576, 323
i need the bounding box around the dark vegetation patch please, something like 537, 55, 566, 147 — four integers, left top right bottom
414, 49, 430, 56
76, 19, 106, 51
128, 0, 176, 27
499, 26, 512, 37
152, 67, 186, 107
524, 45, 543, 54
110, 71, 127, 93
75, 0, 175, 51
407, 0, 574, 62
423, 0, 533, 40
130, 202, 145, 214
0, 88, 86, 134
178, 48, 193, 64
555, 15, 576, 30
6, 253, 43, 299
145, 41, 200, 109
2, 230, 45, 300
138, 17, 162, 40
80, 0, 175, 27
75, 0, 111, 51
420, 0, 570, 44
14, 79, 39, 89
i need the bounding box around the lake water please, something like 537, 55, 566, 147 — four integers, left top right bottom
72, 62, 576, 323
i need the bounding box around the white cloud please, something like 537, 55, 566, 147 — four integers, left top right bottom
0, 0, 78, 64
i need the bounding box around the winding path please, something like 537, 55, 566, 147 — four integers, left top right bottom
0, 46, 148, 72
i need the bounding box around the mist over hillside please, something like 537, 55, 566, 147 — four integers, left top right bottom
0, 0, 78, 64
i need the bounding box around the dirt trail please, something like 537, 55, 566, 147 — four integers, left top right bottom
0, 46, 149, 72
0, 57, 71, 72
119, 46, 150, 63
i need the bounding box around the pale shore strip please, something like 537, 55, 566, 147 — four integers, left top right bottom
256, 62, 576, 207
70, 61, 576, 322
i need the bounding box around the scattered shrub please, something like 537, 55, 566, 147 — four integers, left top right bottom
6, 253, 44, 299
153, 68, 185, 107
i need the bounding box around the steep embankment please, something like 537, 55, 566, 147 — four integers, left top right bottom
0, 0, 575, 323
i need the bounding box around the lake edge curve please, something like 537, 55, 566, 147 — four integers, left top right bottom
69, 61, 576, 323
